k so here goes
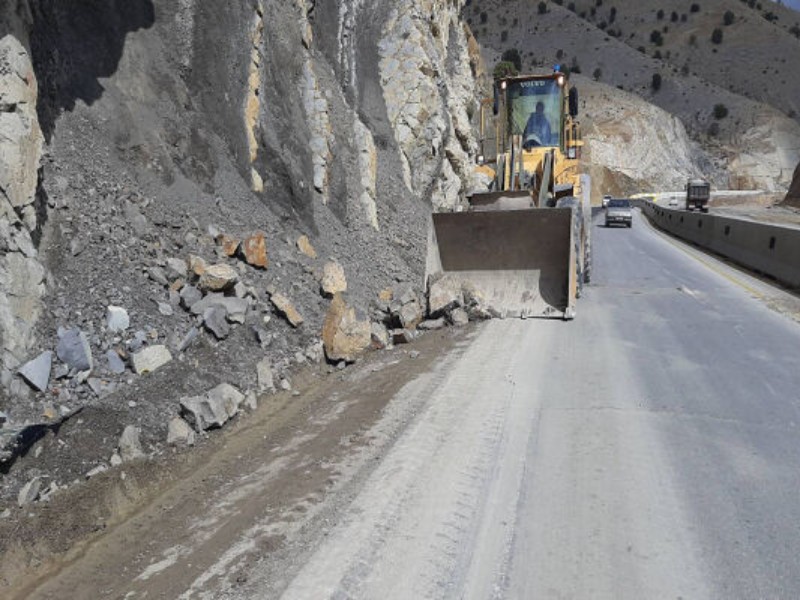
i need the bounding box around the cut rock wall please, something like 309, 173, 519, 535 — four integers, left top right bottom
0, 0, 46, 398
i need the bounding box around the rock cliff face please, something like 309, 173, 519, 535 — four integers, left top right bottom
0, 1, 480, 421
784, 162, 800, 208
0, 1, 46, 398
579, 80, 715, 197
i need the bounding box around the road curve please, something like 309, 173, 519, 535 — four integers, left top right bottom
248, 210, 800, 599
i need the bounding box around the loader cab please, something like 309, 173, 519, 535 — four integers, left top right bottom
487, 73, 582, 163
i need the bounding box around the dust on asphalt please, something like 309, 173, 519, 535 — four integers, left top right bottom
0, 326, 472, 599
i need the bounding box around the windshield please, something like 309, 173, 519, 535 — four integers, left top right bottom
608, 199, 630, 208
507, 78, 562, 149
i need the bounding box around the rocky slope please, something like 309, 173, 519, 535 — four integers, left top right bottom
0, 0, 482, 505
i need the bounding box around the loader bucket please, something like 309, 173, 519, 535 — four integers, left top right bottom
426, 208, 578, 319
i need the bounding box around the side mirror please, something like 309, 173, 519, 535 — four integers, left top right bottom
568, 87, 579, 117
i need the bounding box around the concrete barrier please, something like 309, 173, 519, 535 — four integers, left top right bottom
641, 203, 800, 290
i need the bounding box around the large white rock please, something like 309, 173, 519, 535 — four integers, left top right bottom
132, 345, 172, 375
106, 306, 130, 332
17, 351, 52, 391
118, 425, 145, 461
167, 416, 196, 446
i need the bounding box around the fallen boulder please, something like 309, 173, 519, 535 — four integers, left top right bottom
321, 260, 347, 296
180, 383, 245, 431
56, 328, 93, 372
17, 476, 42, 507
118, 425, 145, 461
106, 306, 130, 332
18, 351, 52, 392
322, 293, 371, 363
241, 232, 268, 269
297, 235, 317, 259
271, 293, 304, 327
199, 264, 239, 292
132, 345, 172, 375
167, 416, 196, 446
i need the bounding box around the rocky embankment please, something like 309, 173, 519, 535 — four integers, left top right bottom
0, 0, 485, 510
783, 162, 800, 208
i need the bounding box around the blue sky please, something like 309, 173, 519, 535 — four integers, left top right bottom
774, 0, 800, 11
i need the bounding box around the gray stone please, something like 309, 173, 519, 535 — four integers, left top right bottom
191, 293, 248, 323
110, 452, 123, 467
0, 411, 6, 426
207, 383, 245, 418
106, 306, 130, 332
127, 331, 147, 353
256, 358, 275, 392
86, 465, 108, 479
167, 416, 196, 446
18, 351, 52, 391
428, 276, 464, 317
178, 327, 200, 352
56, 328, 93, 372
132, 345, 172, 375
118, 425, 145, 461
418, 318, 447, 331
180, 395, 229, 431
88, 377, 117, 398
244, 390, 258, 411
106, 350, 126, 374
165, 257, 188, 280
148, 266, 169, 286
198, 264, 239, 291
17, 476, 42, 507
409, 350, 421, 359
398, 299, 423, 329
203, 306, 230, 340
370, 322, 390, 349
180, 285, 203, 310
450, 307, 470, 326
157, 302, 174, 316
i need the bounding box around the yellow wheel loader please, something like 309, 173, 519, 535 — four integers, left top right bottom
426, 70, 591, 319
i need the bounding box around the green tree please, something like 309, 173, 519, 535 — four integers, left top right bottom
651, 72, 663, 91
713, 103, 729, 119
650, 30, 664, 45
493, 61, 518, 80
723, 10, 735, 26
501, 48, 523, 72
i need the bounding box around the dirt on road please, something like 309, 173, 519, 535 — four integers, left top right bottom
0, 326, 471, 599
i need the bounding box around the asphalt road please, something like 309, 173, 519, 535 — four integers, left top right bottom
266, 210, 800, 599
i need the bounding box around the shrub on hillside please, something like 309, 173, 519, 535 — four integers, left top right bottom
713, 103, 729, 119
723, 10, 735, 26
711, 28, 723, 44
593, 67, 602, 81
707, 122, 720, 137
480, 12, 488, 24
651, 73, 662, 91
501, 48, 523, 72
791, 24, 800, 38
493, 61, 518, 80
650, 30, 664, 45
671, 11, 679, 22
657, 9, 664, 20
538, 1, 547, 15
